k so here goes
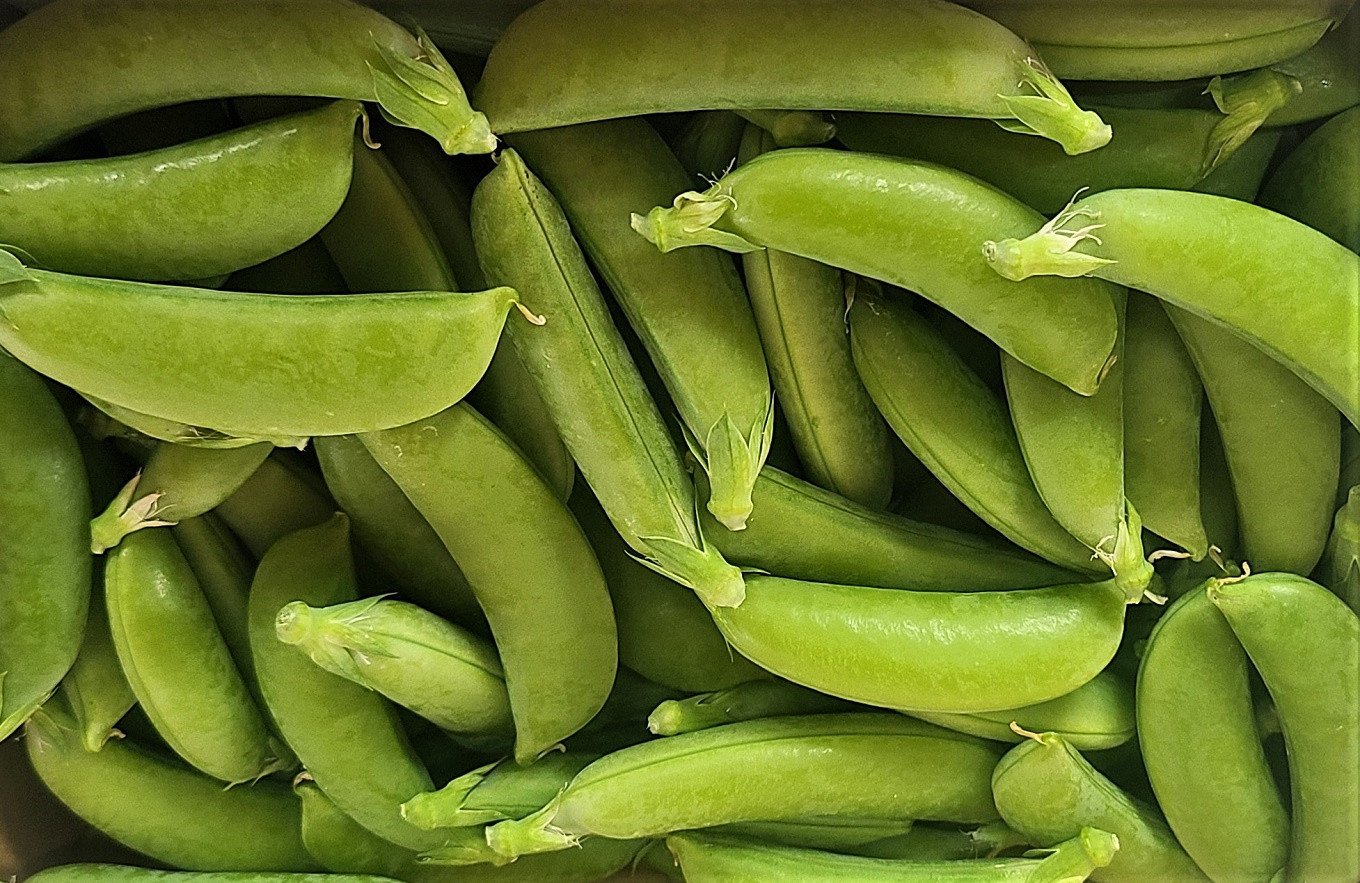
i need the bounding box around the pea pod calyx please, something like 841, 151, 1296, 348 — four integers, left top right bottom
1203, 69, 1302, 176
369, 28, 495, 155
995, 57, 1113, 156
88, 473, 176, 555
982, 196, 1119, 281
631, 191, 761, 255
683, 397, 776, 531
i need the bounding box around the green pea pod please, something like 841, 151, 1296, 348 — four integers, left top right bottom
993, 731, 1208, 882
714, 818, 914, 853
984, 188, 1360, 428
636, 150, 1122, 396
672, 111, 747, 180
0, 251, 520, 438
25, 698, 316, 872
734, 110, 836, 148
27, 869, 396, 883
479, 0, 1110, 155
1137, 586, 1288, 882
1207, 572, 1360, 883
0, 0, 492, 160
486, 714, 1002, 857
403, 752, 599, 831
0, 101, 360, 281
1260, 105, 1360, 252
471, 149, 744, 608
297, 780, 414, 876
216, 453, 336, 559
0, 353, 91, 741
648, 679, 853, 736
82, 395, 307, 451
1320, 486, 1360, 612
698, 466, 1075, 590
509, 119, 774, 531
848, 287, 1105, 576
90, 442, 271, 554
666, 827, 1118, 883
361, 404, 617, 763
249, 516, 443, 852
855, 823, 1029, 861
58, 579, 135, 752
1168, 306, 1340, 575
408, 840, 647, 881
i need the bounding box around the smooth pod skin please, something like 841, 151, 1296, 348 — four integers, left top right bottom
0, 101, 360, 281
647, 680, 852, 736
471, 149, 744, 608
509, 118, 774, 531
215, 453, 335, 559
0, 252, 519, 438
248, 516, 443, 852
1137, 586, 1288, 882
636, 150, 1122, 395
27, 869, 396, 883
698, 466, 1075, 590
1260, 105, 1360, 252
0, 353, 91, 741
486, 714, 1003, 856
1320, 486, 1360, 612
993, 732, 1208, 881
25, 699, 316, 872
710, 575, 1126, 713
985, 188, 1360, 427
1168, 307, 1340, 575
480, 0, 1111, 154
58, 579, 135, 752
1208, 572, 1360, 883
715, 818, 914, 853
298, 780, 414, 876
361, 404, 617, 763
81, 395, 306, 451
848, 289, 1102, 574
0, 0, 492, 160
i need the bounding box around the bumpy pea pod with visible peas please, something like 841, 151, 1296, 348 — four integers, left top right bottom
0, 250, 521, 438
984, 188, 1360, 428
0, 0, 492, 160
647, 679, 853, 736
635, 149, 1122, 396
1260, 105, 1360, 253
472, 149, 744, 607
486, 714, 1002, 858
509, 118, 774, 531
25, 698, 316, 872
0, 353, 90, 741
1137, 585, 1288, 883
480, 0, 1110, 155
1319, 486, 1360, 612
0, 101, 360, 281
1208, 571, 1360, 883
361, 404, 617, 763
215, 453, 335, 559
27, 869, 396, 883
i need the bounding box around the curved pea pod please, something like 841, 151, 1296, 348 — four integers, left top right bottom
648, 679, 852, 736
509, 119, 774, 531
1320, 486, 1360, 612
403, 751, 598, 831
90, 442, 270, 554
297, 780, 414, 877
667, 827, 1118, 883
471, 149, 744, 608
24, 699, 316, 872
635, 150, 1122, 395
710, 575, 1126, 714
699, 466, 1074, 590
216, 453, 335, 559
848, 288, 1104, 576
480, 0, 1110, 155
58, 580, 134, 752
984, 188, 1360, 428
1168, 306, 1340, 575
360, 404, 617, 763
485, 714, 1003, 857
1260, 105, 1360, 252
0, 251, 520, 438
1137, 586, 1288, 882
1207, 572, 1360, 883
0, 353, 91, 741
994, 731, 1208, 881
0, 0, 492, 160
82, 396, 307, 451
27, 869, 396, 883
0, 101, 360, 281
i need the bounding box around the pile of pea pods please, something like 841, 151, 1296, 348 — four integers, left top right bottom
1, 1, 1357, 882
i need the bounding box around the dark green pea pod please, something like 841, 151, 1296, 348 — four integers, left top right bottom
228, 237, 348, 295
671, 111, 747, 179
1260, 105, 1360, 252
216, 453, 336, 559
1320, 486, 1360, 613
647, 679, 853, 736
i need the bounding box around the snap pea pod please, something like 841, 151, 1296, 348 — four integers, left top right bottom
297, 780, 415, 876
985, 188, 1360, 427
672, 111, 747, 180
1137, 586, 1288, 883
479, 0, 1110, 155
0, 0, 492, 160
82, 396, 306, 451
361, 404, 617, 763
90, 442, 270, 554
993, 731, 1208, 881
855, 823, 1029, 861
1320, 486, 1360, 612
1260, 105, 1360, 252
58, 579, 134, 752
710, 575, 1125, 714
509, 119, 773, 531
276, 597, 513, 745
486, 714, 1002, 857
1168, 307, 1340, 575
715, 818, 914, 853
0, 101, 359, 281
1208, 572, 1360, 883
25, 698, 316, 872
215, 453, 335, 559
406, 840, 647, 882
471, 149, 744, 608
848, 287, 1106, 576
734, 110, 836, 148
636, 149, 1122, 395
0, 353, 90, 741
0, 251, 520, 438
648, 680, 853, 736
27, 869, 396, 883
666, 827, 1118, 883
403, 751, 599, 831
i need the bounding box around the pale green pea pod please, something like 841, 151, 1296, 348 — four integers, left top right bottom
734, 110, 836, 147
276, 596, 513, 745
403, 752, 598, 831
1320, 486, 1360, 613
647, 679, 853, 736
